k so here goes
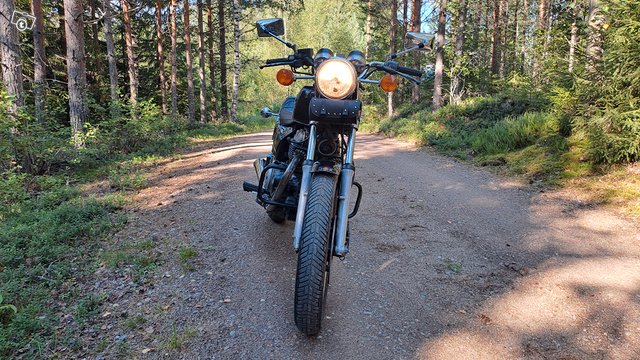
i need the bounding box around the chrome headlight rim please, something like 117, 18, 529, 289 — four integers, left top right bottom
315, 57, 358, 100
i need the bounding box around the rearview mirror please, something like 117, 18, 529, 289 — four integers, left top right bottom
406, 32, 435, 50
256, 18, 285, 37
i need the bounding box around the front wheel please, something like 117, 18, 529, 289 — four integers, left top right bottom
294, 174, 337, 336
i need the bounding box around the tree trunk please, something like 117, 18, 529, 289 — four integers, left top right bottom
490, 0, 502, 75
207, 0, 218, 121
532, 0, 548, 79
499, 0, 508, 78
450, 0, 467, 105
568, 0, 578, 73
0, 0, 24, 114
513, 0, 519, 68
184, 0, 195, 123
121, 0, 138, 110
155, 0, 167, 114
403, 0, 409, 38
388, 0, 397, 118
586, 0, 603, 75
432, 0, 447, 110
63, 0, 87, 148
103, 0, 118, 106
410, 0, 421, 102
231, 0, 240, 122
218, 0, 228, 119
170, 0, 178, 120
365, 0, 372, 60
521, 0, 528, 71
401, 0, 409, 102
32, 0, 47, 123
197, 0, 207, 123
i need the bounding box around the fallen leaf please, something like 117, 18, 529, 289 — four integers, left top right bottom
479, 313, 492, 325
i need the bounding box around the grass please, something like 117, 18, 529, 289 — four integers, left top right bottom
124, 315, 147, 330
365, 88, 639, 217
166, 325, 197, 350
0, 116, 271, 358
178, 246, 198, 272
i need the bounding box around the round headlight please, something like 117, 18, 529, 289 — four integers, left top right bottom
315, 58, 357, 100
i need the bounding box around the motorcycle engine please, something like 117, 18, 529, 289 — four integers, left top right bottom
264, 167, 284, 194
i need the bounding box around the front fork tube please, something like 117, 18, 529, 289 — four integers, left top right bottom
293, 123, 317, 252
333, 127, 357, 256
292, 125, 357, 256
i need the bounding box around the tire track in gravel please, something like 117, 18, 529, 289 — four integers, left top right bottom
99, 132, 640, 360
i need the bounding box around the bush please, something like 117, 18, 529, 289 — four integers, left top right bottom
471, 112, 559, 154
582, 110, 640, 164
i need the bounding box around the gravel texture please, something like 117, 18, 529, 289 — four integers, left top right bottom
92, 132, 640, 359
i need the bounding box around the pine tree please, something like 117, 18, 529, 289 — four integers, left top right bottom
63, 0, 88, 147
0, 0, 24, 114
31, 0, 46, 122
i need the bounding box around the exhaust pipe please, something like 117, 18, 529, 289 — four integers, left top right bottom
253, 158, 265, 180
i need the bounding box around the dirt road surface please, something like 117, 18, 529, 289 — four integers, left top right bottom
94, 132, 640, 359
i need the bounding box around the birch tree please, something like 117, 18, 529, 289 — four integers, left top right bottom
197, 0, 207, 123
388, 0, 397, 117
432, 0, 447, 110
170, 0, 178, 120
231, 0, 241, 122
450, 0, 467, 105
155, 0, 167, 113
218, 0, 228, 118
206, 0, 218, 121
410, 0, 421, 102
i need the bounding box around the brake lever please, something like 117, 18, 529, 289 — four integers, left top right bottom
259, 61, 293, 69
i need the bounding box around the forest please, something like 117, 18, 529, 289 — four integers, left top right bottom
0, 0, 639, 357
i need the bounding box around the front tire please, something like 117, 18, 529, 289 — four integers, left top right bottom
294, 174, 337, 336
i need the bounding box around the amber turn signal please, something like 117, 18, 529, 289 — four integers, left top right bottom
379, 74, 399, 93
276, 69, 295, 86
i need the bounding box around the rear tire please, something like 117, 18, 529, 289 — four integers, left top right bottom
294, 174, 337, 336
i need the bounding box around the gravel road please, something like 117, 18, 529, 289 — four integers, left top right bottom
96, 131, 640, 359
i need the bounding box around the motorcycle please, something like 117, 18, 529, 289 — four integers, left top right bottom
243, 18, 434, 336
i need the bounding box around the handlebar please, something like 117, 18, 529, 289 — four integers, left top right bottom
396, 65, 424, 78
366, 61, 423, 84
266, 58, 290, 64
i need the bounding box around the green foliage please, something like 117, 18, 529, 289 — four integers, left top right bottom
0, 175, 126, 357
178, 246, 198, 271
108, 163, 148, 191
572, 0, 640, 164
581, 109, 640, 164
471, 112, 560, 155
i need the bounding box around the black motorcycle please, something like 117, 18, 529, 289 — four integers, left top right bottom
243, 18, 433, 335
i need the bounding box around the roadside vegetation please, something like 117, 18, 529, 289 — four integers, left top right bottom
362, 82, 640, 216
0, 97, 269, 357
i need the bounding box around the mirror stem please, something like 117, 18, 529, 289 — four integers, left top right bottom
386, 42, 425, 60
260, 24, 297, 51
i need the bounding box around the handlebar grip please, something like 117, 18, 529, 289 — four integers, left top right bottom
266, 58, 290, 64
396, 65, 424, 77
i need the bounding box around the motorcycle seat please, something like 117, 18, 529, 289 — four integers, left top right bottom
279, 96, 296, 126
